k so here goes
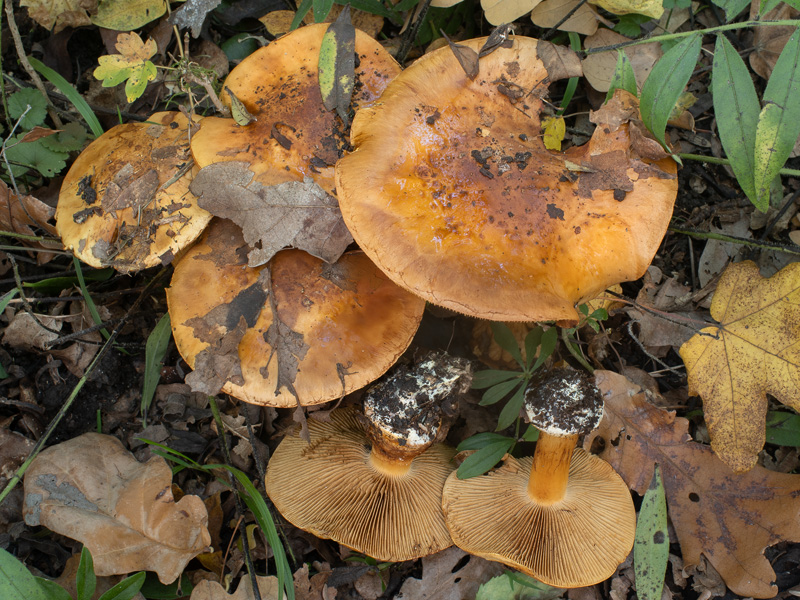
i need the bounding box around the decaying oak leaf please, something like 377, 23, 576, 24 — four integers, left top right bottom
481, 0, 543, 26
190, 162, 353, 266
679, 261, 800, 473
395, 547, 503, 600
749, 1, 799, 80
20, 0, 95, 33
0, 180, 60, 260
589, 0, 663, 18
191, 575, 280, 599
585, 371, 800, 599
530, 0, 605, 36
23, 432, 210, 584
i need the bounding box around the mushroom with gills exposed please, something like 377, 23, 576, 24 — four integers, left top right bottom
265, 352, 472, 561
442, 368, 635, 588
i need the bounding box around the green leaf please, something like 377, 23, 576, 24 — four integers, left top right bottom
142, 313, 171, 423
4, 135, 69, 177
640, 33, 701, 156
124, 59, 157, 103
457, 438, 514, 479
29, 57, 103, 138
490, 322, 524, 367
521, 425, 539, 442
477, 571, 562, 600
496, 384, 526, 431
314, 0, 335, 21
634, 464, 669, 600
710, 0, 750, 21
91, 0, 167, 30
291, 0, 314, 30
606, 49, 638, 103
480, 378, 523, 406
472, 369, 522, 389
754, 28, 800, 210
77, 546, 96, 600
530, 327, 557, 372
766, 410, 800, 446
97, 571, 145, 600
613, 14, 653, 38
226, 86, 256, 126
318, 7, 356, 123
41, 122, 87, 153
457, 432, 513, 451
0, 289, 19, 313
8, 89, 48, 130
523, 326, 543, 370
221, 33, 260, 62
711, 34, 761, 206
34, 579, 72, 600
0, 547, 51, 600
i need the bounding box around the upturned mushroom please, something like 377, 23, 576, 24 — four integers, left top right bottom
265, 352, 472, 561
166, 219, 425, 406
335, 36, 678, 322
442, 368, 635, 587
56, 111, 211, 272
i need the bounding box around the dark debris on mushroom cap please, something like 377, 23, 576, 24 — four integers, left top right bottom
524, 368, 603, 436
364, 352, 473, 447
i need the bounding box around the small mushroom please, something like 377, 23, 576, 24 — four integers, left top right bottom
442, 368, 634, 587
166, 219, 425, 406
56, 111, 211, 272
265, 352, 472, 561
335, 36, 678, 322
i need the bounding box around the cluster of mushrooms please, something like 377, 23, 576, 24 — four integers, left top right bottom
55, 21, 679, 588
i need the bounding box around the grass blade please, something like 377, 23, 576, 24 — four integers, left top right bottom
28, 57, 103, 138
754, 28, 800, 209
141, 313, 172, 424
711, 34, 761, 205
456, 438, 514, 479
640, 33, 701, 157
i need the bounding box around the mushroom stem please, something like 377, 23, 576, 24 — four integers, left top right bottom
368, 443, 415, 477
526, 431, 578, 505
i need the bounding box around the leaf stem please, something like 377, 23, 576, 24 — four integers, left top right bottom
669, 226, 800, 255
584, 20, 800, 54
679, 153, 800, 177
560, 327, 594, 373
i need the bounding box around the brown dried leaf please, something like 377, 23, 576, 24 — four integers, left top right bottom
395, 547, 504, 600
582, 29, 662, 93
536, 40, 583, 82
190, 162, 353, 266
530, 0, 603, 35
481, 0, 542, 26
20, 0, 96, 33
749, 0, 800, 80
0, 180, 58, 239
585, 371, 800, 598
295, 564, 337, 600
23, 432, 211, 584
444, 33, 480, 80
191, 575, 280, 599
1, 311, 62, 351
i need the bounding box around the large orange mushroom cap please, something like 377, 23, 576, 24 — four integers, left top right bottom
166, 219, 425, 406
56, 112, 211, 272
190, 23, 401, 196
335, 36, 678, 322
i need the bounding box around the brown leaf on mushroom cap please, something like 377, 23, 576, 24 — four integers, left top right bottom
190, 23, 401, 197
190, 161, 353, 266
441, 448, 634, 587
167, 219, 425, 407
56, 111, 211, 273
585, 371, 800, 599
335, 37, 678, 322
23, 433, 210, 584
265, 407, 456, 561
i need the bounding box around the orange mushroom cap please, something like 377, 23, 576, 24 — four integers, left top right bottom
56, 111, 211, 272
166, 219, 425, 406
190, 23, 401, 196
335, 36, 678, 322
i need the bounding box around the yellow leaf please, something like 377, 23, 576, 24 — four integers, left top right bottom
679, 261, 800, 473
91, 0, 167, 31
542, 116, 565, 150
115, 31, 158, 62
585, 284, 624, 313
93, 33, 158, 102
590, 0, 663, 18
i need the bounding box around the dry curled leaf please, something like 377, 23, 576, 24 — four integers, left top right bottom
20, 0, 95, 33
679, 261, 800, 473
190, 161, 353, 266
23, 432, 210, 584
585, 371, 800, 599
395, 547, 503, 600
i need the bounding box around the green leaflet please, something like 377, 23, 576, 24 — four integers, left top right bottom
318, 6, 356, 123
634, 464, 669, 600
710, 0, 749, 21
754, 28, 800, 210
606, 50, 638, 103
0, 547, 52, 600
457, 438, 514, 479
712, 34, 761, 207
142, 313, 172, 424
640, 33, 701, 159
